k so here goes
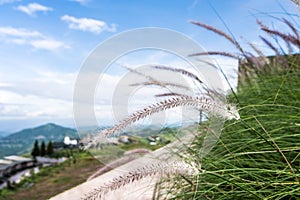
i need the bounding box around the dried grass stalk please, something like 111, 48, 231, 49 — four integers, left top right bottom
154, 92, 185, 97
151, 65, 203, 84
125, 65, 195, 92
258, 20, 300, 48
190, 20, 243, 52
259, 36, 281, 55
129, 81, 190, 90
189, 51, 240, 59
283, 18, 299, 40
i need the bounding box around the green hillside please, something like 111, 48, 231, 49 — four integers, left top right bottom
0, 123, 79, 158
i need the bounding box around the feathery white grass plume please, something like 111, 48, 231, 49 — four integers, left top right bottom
85, 95, 239, 149
81, 161, 199, 200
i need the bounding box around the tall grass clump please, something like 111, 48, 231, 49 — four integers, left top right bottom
164, 13, 300, 200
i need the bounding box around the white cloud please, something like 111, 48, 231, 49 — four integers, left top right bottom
0, 0, 20, 5
0, 69, 127, 125
0, 70, 76, 120
0, 82, 13, 87
0, 26, 69, 51
0, 26, 41, 37
0, 90, 73, 119
69, 0, 89, 4
30, 39, 69, 50
16, 3, 53, 16
61, 15, 116, 34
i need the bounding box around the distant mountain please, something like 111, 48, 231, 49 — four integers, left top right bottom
0, 131, 10, 138
0, 123, 78, 158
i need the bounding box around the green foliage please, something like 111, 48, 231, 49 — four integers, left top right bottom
30, 140, 55, 158
46, 141, 54, 156
168, 60, 300, 199
31, 140, 40, 158
40, 141, 46, 157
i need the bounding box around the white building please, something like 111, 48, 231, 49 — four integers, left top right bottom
64, 136, 78, 145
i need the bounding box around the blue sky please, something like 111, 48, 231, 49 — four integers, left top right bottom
0, 0, 298, 132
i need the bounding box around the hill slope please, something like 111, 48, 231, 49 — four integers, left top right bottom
0, 123, 78, 158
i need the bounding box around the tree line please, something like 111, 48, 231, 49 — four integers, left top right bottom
31, 140, 54, 158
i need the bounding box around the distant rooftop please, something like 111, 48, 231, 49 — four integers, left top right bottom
4, 155, 32, 162
0, 159, 13, 165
